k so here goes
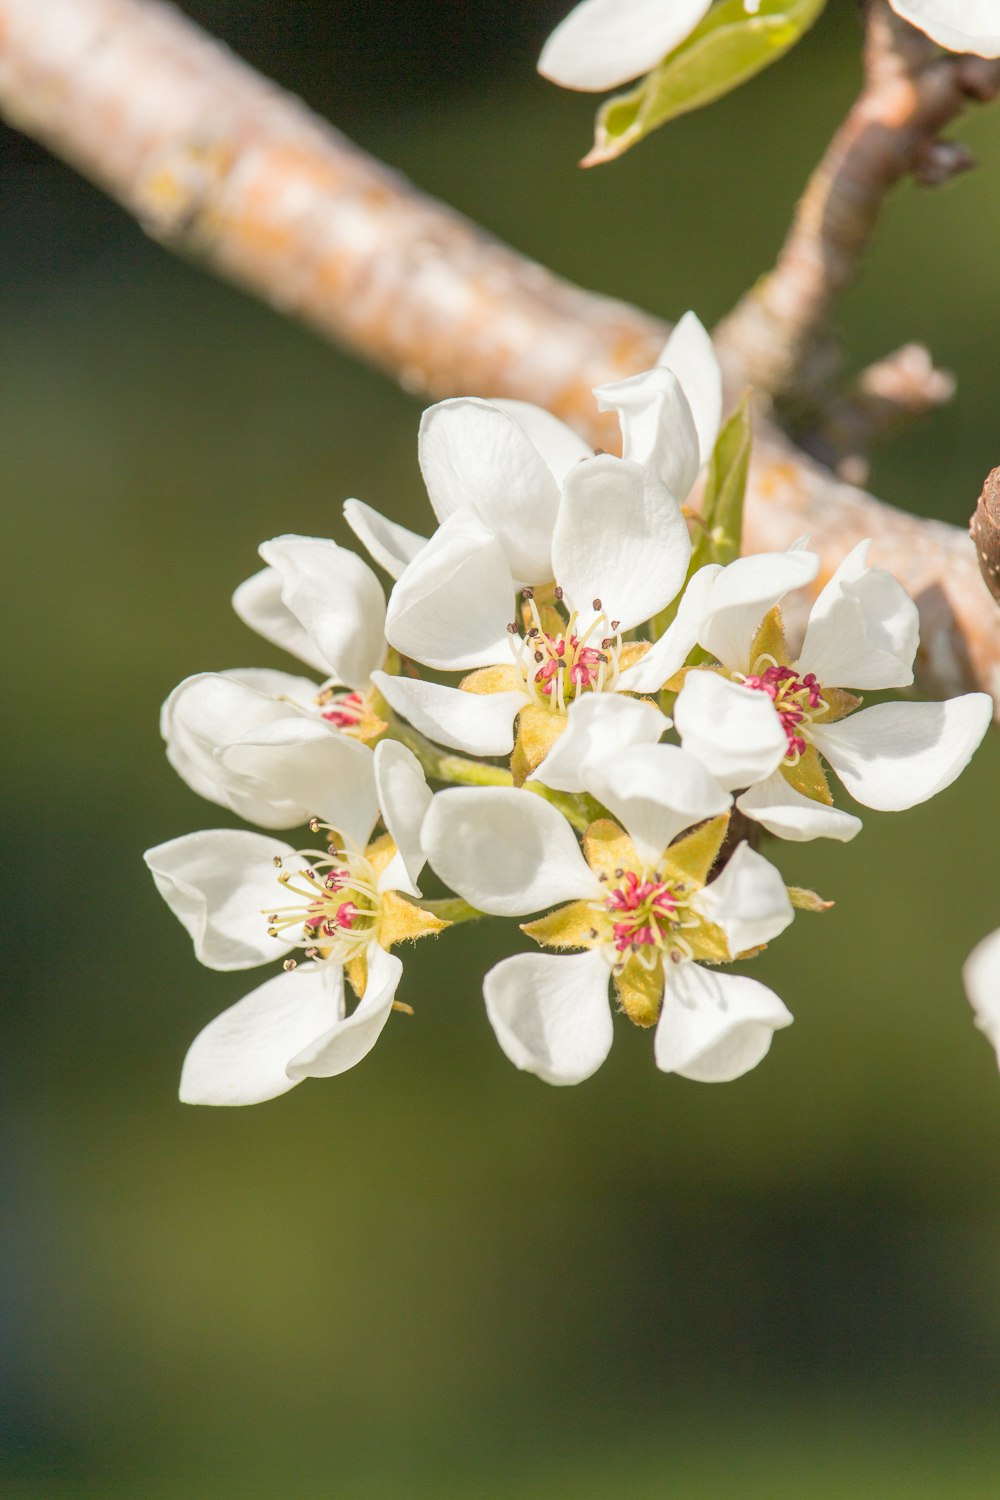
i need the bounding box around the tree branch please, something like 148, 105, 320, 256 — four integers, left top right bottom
1, 0, 998, 715
713, 0, 1000, 411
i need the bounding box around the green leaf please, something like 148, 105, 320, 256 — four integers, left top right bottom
649, 391, 751, 647
696, 389, 753, 569
584, 0, 827, 166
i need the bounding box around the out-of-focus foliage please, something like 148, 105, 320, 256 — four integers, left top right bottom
3, 3, 1000, 1496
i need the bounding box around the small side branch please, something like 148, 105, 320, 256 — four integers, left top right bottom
807, 342, 955, 483
713, 1, 1000, 408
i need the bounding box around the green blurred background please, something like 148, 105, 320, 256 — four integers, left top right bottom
4, 2, 1000, 1495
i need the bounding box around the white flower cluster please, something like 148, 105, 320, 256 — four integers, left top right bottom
146, 314, 992, 1105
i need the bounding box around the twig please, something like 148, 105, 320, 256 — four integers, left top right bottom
713, 0, 1000, 410
0, 0, 998, 713
806, 342, 956, 483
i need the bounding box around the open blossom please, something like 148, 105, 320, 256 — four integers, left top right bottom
423, 747, 794, 1085
669, 541, 993, 841
230, 532, 394, 742
160, 533, 402, 827
369, 325, 721, 780
346, 311, 721, 582
144, 742, 442, 1106
964, 927, 1000, 1069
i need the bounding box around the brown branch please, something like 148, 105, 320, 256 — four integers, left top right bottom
1, 0, 998, 715
713, 0, 1000, 410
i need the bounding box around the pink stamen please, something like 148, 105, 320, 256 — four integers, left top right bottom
605, 874, 680, 954
743, 664, 824, 760
322, 691, 364, 728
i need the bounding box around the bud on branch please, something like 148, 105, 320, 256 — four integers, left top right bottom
971, 468, 1000, 605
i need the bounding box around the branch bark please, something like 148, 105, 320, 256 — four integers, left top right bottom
0, 0, 997, 714
714, 0, 1000, 411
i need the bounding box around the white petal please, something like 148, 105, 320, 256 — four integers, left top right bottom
657, 312, 723, 467
162, 671, 316, 822
220, 720, 378, 848
673, 671, 787, 789
343, 499, 427, 580
373, 739, 432, 897
811, 695, 992, 811
699, 548, 820, 672
384, 512, 515, 671
527, 691, 669, 794
796, 540, 918, 690
594, 365, 700, 505
371, 669, 526, 758
180, 965, 345, 1106
616, 563, 722, 694
489, 399, 593, 485
584, 743, 731, 864
418, 398, 561, 582
286, 945, 401, 1080
552, 455, 690, 632
484, 949, 613, 1085
422, 787, 599, 916
655, 962, 792, 1082
258, 535, 387, 691
736, 771, 862, 843
223, 665, 328, 701
538, 0, 712, 90
888, 0, 1000, 56
964, 928, 1000, 1067
692, 843, 794, 955
232, 567, 332, 676
144, 829, 295, 970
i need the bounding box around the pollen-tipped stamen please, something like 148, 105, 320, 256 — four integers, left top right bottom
263, 838, 381, 963
738, 655, 831, 765
508, 586, 622, 709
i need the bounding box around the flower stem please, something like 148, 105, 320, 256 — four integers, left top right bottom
378, 717, 513, 787
379, 717, 596, 831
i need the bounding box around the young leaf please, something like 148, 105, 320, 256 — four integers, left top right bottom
787, 886, 835, 913
584, 0, 827, 166
649, 391, 751, 642
696, 389, 752, 569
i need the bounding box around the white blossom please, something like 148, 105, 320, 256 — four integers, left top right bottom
145, 742, 437, 1105
671, 540, 992, 840
422, 762, 793, 1086
372, 342, 723, 779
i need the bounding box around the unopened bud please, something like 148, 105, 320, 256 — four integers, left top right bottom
971, 466, 1000, 604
